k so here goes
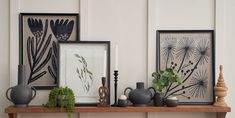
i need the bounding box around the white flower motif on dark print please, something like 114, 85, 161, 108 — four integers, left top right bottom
50, 19, 74, 41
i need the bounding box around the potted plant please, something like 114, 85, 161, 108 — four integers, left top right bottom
152, 68, 181, 106
44, 87, 75, 118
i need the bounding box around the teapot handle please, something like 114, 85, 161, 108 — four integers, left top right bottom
124, 87, 133, 97
31, 87, 37, 100
148, 87, 156, 99
6, 87, 13, 102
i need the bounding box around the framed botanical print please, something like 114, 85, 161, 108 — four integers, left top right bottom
58, 41, 110, 106
19, 13, 79, 90
156, 30, 215, 104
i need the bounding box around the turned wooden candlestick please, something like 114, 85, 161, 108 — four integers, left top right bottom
214, 65, 228, 107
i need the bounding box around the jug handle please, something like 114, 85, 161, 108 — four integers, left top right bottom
148, 87, 156, 99
6, 87, 13, 102
31, 87, 37, 100
124, 87, 133, 97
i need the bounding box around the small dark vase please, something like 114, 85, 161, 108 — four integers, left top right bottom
6, 65, 36, 107
124, 82, 155, 106
153, 92, 164, 106
166, 96, 178, 107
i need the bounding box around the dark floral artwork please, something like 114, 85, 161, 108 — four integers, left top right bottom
26, 18, 52, 84
20, 13, 79, 89
157, 30, 214, 104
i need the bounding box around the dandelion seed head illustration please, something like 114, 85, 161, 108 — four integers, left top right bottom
194, 39, 210, 65
189, 70, 208, 98
176, 37, 195, 61
161, 37, 177, 68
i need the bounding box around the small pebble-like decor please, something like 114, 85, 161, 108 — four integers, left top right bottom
214, 65, 228, 107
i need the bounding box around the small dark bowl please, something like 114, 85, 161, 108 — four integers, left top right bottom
166, 99, 178, 107
117, 99, 128, 107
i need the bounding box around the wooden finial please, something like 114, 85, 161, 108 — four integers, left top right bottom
214, 65, 228, 107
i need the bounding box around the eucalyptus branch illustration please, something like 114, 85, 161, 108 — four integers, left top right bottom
75, 54, 93, 93
27, 19, 52, 84
48, 41, 58, 84
164, 39, 210, 98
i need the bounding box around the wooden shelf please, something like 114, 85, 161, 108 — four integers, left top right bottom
5, 105, 231, 118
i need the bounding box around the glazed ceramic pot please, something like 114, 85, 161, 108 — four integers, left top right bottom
117, 95, 128, 107
124, 82, 155, 106
6, 65, 36, 107
153, 92, 164, 106
117, 99, 128, 107
166, 96, 178, 107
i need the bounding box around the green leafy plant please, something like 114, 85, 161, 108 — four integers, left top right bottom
152, 68, 181, 93
44, 87, 75, 118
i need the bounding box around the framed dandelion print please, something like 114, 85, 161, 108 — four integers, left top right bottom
58, 41, 110, 106
19, 13, 79, 90
156, 30, 215, 105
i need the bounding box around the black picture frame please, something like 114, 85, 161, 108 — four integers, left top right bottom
58, 41, 110, 106
156, 30, 215, 105
19, 13, 79, 90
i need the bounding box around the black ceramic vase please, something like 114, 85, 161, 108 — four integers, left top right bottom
124, 82, 155, 106
153, 92, 164, 106
6, 65, 36, 107
166, 96, 178, 107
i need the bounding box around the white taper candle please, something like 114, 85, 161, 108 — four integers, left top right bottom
103, 50, 107, 77
115, 45, 118, 70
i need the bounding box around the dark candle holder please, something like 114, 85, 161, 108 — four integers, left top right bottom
111, 70, 118, 107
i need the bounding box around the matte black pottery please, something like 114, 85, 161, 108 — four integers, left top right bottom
6, 65, 36, 107
153, 92, 164, 106
124, 82, 155, 106
117, 99, 128, 107
166, 96, 178, 107
166, 99, 178, 107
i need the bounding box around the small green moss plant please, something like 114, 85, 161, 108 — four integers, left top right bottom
152, 68, 181, 93
44, 87, 75, 118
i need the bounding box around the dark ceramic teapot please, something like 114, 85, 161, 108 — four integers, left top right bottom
6, 65, 36, 107
124, 82, 155, 106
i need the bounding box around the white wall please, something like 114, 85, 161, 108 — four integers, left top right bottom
0, 0, 233, 118
86, 0, 148, 102
224, 0, 235, 118
84, 1, 147, 118
0, 0, 10, 118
